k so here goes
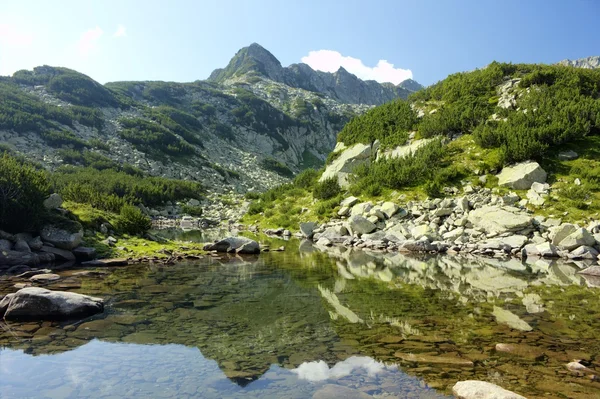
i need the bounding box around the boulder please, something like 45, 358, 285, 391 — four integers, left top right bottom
1, 287, 104, 320
558, 150, 578, 160
300, 222, 317, 239
549, 223, 577, 245
468, 206, 532, 235
81, 258, 128, 267
351, 202, 373, 216
337, 206, 350, 217
568, 245, 599, 260
43, 193, 63, 209
399, 240, 434, 252
453, 381, 527, 399
492, 306, 532, 331
72, 247, 97, 261
0, 251, 55, 266
40, 225, 83, 250
28, 236, 44, 251
347, 215, 377, 235
526, 189, 545, 206
40, 246, 76, 261
0, 239, 12, 251
30, 273, 61, 283
319, 143, 374, 188
340, 196, 359, 208
203, 237, 260, 254
523, 242, 558, 258
497, 161, 547, 190
557, 228, 596, 250
411, 224, 434, 240
380, 202, 399, 219
13, 240, 31, 253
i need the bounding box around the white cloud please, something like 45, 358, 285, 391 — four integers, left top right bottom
77, 26, 103, 56
292, 356, 393, 382
113, 24, 126, 38
301, 49, 412, 85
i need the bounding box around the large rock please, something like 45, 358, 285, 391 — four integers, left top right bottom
40, 246, 76, 261
203, 237, 260, 254
347, 215, 377, 235
40, 225, 83, 250
468, 206, 532, 235
340, 196, 359, 208
319, 143, 376, 188
0, 250, 55, 266
380, 202, 399, 219
557, 228, 596, 250
548, 223, 577, 245
497, 161, 547, 190
1, 287, 104, 320
43, 193, 63, 209
300, 222, 317, 239
72, 247, 97, 261
492, 306, 532, 331
13, 240, 31, 253
453, 381, 527, 399
0, 239, 12, 251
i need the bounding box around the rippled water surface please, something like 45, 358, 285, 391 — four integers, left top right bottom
1, 240, 599, 398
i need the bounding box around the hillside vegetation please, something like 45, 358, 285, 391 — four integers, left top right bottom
243, 62, 600, 226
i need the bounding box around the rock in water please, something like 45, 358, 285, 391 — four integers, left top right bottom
203, 237, 260, 254
40, 225, 83, 250
1, 287, 104, 320
453, 381, 527, 399
300, 222, 317, 238
497, 161, 547, 190
492, 306, 533, 331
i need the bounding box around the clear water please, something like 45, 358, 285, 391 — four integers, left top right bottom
1, 240, 599, 398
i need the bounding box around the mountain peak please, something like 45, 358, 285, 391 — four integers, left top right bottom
558, 56, 600, 69
208, 43, 282, 82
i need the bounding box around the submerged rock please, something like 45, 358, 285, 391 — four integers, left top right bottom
492, 306, 533, 331
203, 237, 260, 254
1, 287, 104, 320
453, 380, 527, 399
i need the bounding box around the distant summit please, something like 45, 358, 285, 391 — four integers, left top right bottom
558, 56, 600, 69
208, 43, 422, 105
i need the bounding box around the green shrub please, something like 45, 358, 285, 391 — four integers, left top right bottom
313, 178, 341, 200
181, 205, 203, 216
293, 169, 319, 189
0, 153, 51, 232
260, 158, 294, 178
116, 205, 152, 235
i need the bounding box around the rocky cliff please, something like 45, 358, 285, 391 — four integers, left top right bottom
558, 55, 600, 69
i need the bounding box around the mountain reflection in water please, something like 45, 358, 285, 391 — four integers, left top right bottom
1, 239, 599, 398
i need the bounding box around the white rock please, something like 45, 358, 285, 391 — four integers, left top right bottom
557, 228, 596, 250
348, 215, 377, 235
497, 161, 547, 190
492, 306, 533, 331
468, 206, 532, 235
380, 202, 399, 219
320, 143, 374, 188
549, 223, 577, 245
453, 380, 527, 399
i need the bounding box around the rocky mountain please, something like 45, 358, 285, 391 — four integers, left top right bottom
0, 44, 420, 209
208, 43, 421, 105
558, 55, 600, 69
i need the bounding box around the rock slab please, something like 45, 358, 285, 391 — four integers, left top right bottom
453, 380, 527, 399
1, 287, 104, 320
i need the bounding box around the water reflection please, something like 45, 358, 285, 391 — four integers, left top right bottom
0, 242, 599, 398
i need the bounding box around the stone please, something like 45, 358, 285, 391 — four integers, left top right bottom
40, 225, 83, 250
526, 189, 545, 206
410, 225, 433, 240
399, 240, 434, 252
203, 237, 260, 254
347, 215, 377, 235
40, 246, 75, 261
0, 239, 12, 251
351, 202, 373, 216
380, 202, 399, 218
530, 182, 549, 193
468, 206, 532, 235
312, 384, 371, 399
453, 381, 527, 399
340, 196, 359, 208
558, 150, 578, 160
523, 242, 558, 258
300, 222, 317, 239
548, 223, 577, 245
1, 287, 104, 320
442, 227, 464, 241
579, 266, 600, 276
557, 228, 596, 250
13, 240, 31, 253
30, 273, 61, 283
395, 353, 473, 367
72, 247, 97, 261
457, 197, 470, 212
28, 236, 44, 251
0, 251, 55, 266
574, 178, 581, 186
43, 193, 63, 209
316, 237, 333, 247
337, 206, 350, 216
497, 161, 547, 190
319, 143, 374, 188
569, 245, 599, 260
495, 343, 545, 359
492, 306, 532, 331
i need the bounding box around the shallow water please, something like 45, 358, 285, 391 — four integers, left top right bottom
1, 241, 599, 398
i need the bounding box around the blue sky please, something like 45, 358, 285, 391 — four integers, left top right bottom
0, 0, 598, 86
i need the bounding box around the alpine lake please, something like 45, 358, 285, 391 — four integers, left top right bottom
1, 235, 600, 399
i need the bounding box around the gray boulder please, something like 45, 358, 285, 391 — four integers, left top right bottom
549, 223, 577, 245
40, 246, 76, 261
557, 228, 596, 250
40, 225, 83, 250
569, 245, 599, 260
347, 215, 377, 235
0, 239, 12, 251
497, 161, 547, 190
13, 240, 31, 253
43, 193, 63, 209
399, 239, 435, 252
72, 247, 97, 261
0, 251, 55, 266
468, 206, 532, 235
523, 242, 558, 258
28, 236, 44, 251
203, 237, 260, 254
340, 196, 359, 208
300, 222, 317, 239
453, 380, 526, 399
1, 287, 104, 320
380, 202, 399, 218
